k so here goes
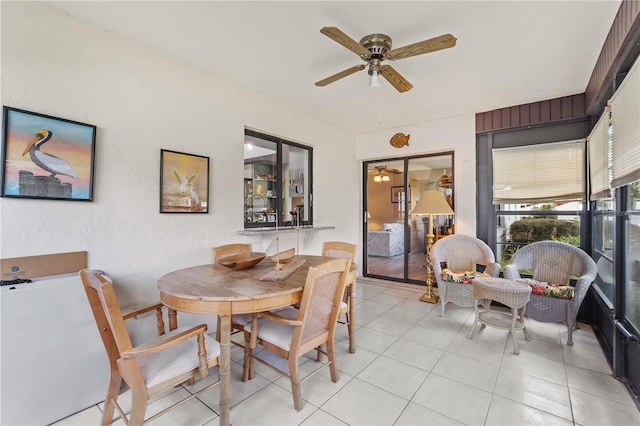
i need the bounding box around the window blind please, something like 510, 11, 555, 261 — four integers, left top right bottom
610, 55, 640, 188
588, 106, 612, 200
493, 140, 585, 204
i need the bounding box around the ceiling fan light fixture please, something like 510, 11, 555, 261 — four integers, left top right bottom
373, 175, 382, 182
382, 175, 390, 182
370, 72, 380, 88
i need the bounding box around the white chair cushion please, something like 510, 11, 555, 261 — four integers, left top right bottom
232, 313, 254, 327
255, 306, 299, 351
137, 327, 220, 388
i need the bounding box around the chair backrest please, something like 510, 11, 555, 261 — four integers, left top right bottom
322, 241, 357, 262
509, 240, 597, 285
292, 258, 351, 354
430, 234, 496, 271
79, 269, 133, 368
211, 243, 252, 263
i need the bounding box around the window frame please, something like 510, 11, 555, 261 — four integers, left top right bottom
244, 128, 313, 228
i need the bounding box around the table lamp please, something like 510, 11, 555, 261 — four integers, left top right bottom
410, 190, 454, 303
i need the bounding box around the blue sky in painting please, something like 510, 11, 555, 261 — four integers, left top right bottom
8, 109, 94, 144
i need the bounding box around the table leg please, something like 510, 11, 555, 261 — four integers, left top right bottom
218, 304, 231, 426
510, 307, 520, 355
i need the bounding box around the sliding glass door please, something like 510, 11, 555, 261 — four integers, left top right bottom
364, 153, 454, 284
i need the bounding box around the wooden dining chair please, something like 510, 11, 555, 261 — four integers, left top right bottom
211, 243, 256, 342
322, 241, 358, 353
241, 258, 352, 411
79, 269, 220, 426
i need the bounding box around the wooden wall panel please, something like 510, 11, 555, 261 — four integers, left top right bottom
475, 94, 585, 133
585, 0, 640, 115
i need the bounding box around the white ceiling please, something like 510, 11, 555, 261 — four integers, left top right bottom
47, 1, 621, 135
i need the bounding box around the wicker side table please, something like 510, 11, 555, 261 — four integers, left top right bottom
467, 277, 532, 354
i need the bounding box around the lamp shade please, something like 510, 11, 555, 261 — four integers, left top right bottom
410, 190, 454, 216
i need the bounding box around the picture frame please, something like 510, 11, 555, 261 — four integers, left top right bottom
1, 106, 96, 201
391, 186, 410, 203
160, 149, 209, 213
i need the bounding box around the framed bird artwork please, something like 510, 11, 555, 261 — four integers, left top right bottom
1, 106, 96, 201
160, 149, 209, 213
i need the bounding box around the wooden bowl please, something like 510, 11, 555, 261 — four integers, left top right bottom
271, 248, 295, 264
218, 252, 266, 270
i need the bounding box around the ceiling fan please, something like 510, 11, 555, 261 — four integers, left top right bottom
315, 27, 457, 93
369, 165, 401, 182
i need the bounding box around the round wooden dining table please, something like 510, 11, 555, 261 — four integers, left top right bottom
157, 254, 338, 426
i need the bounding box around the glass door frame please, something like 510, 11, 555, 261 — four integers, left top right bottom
363, 151, 455, 285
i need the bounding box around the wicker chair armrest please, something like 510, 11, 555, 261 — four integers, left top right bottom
572, 274, 595, 304
487, 262, 502, 277
122, 324, 207, 358
260, 310, 303, 326
503, 264, 521, 280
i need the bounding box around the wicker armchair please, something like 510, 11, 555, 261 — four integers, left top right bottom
503, 240, 597, 345
431, 235, 502, 316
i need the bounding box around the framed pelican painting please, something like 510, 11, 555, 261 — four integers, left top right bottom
1, 107, 96, 201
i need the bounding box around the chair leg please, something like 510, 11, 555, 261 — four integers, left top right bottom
315, 344, 323, 362
242, 330, 253, 382
327, 338, 339, 383
566, 322, 574, 346
101, 373, 123, 426
129, 385, 148, 426
288, 358, 303, 411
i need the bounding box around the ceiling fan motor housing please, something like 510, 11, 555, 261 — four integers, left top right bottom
360, 33, 392, 56
360, 34, 392, 76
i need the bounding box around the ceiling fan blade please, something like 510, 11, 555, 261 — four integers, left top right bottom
384, 34, 457, 61
320, 27, 371, 59
380, 65, 413, 93
315, 64, 366, 87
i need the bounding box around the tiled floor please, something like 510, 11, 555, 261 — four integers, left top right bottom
56, 278, 640, 426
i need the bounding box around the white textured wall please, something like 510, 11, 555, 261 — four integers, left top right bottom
0, 2, 359, 308
355, 114, 477, 235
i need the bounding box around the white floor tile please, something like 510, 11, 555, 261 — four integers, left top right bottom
395, 402, 464, 425
431, 351, 500, 392
499, 348, 568, 386
356, 355, 429, 399
354, 325, 399, 353
228, 383, 318, 425
377, 304, 428, 324
300, 409, 347, 425
570, 388, 640, 426
493, 367, 573, 421
321, 378, 409, 425
51, 405, 103, 425
446, 332, 506, 366
565, 363, 636, 405
412, 373, 493, 425
562, 342, 612, 374
381, 337, 445, 371
485, 394, 574, 425
49, 280, 639, 426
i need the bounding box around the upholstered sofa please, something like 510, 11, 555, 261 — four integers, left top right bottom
367, 222, 404, 257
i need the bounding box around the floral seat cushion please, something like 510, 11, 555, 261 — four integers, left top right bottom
514, 278, 574, 299
441, 269, 489, 284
